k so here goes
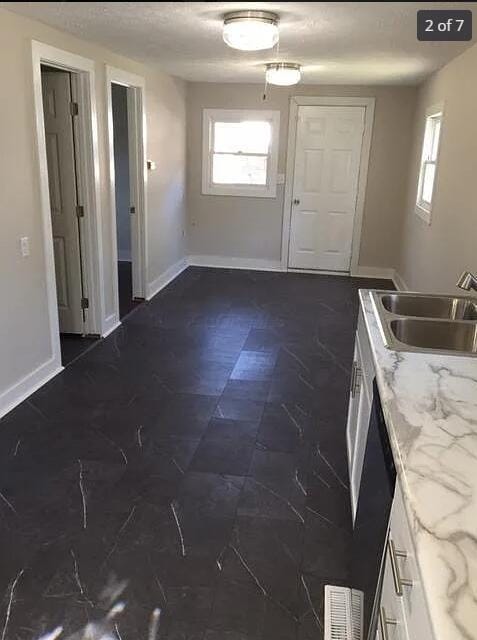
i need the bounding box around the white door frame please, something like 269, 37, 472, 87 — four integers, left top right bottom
106, 66, 147, 324
281, 96, 376, 275
32, 41, 105, 369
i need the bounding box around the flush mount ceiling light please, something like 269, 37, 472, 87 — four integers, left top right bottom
265, 62, 302, 86
223, 10, 279, 51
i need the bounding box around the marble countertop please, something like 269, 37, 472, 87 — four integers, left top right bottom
359, 289, 477, 640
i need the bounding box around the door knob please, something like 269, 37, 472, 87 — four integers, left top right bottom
293, 198, 300, 205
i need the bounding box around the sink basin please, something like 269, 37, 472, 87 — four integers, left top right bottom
370, 290, 477, 356
381, 294, 477, 320
390, 318, 477, 354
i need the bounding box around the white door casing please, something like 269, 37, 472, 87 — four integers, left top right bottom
42, 70, 84, 334
288, 105, 366, 272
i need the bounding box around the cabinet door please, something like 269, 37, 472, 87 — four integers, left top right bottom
347, 342, 371, 519
379, 549, 409, 640
346, 342, 361, 474
350, 382, 371, 519
389, 486, 435, 640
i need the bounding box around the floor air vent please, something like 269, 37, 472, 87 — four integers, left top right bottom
324, 586, 363, 640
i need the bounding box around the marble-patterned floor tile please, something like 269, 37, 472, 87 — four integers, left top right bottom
189, 418, 258, 476
0, 267, 392, 638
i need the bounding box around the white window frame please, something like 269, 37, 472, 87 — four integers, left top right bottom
415, 103, 444, 224
202, 108, 280, 198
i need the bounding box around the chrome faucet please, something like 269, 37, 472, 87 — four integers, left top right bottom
457, 271, 477, 292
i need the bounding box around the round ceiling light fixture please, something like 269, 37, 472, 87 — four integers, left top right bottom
223, 10, 279, 51
265, 62, 302, 86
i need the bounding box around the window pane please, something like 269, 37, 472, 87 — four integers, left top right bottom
214, 121, 271, 154
212, 153, 267, 185
430, 118, 441, 161
421, 162, 435, 203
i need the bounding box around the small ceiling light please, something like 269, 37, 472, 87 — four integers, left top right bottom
223, 10, 279, 51
265, 62, 302, 86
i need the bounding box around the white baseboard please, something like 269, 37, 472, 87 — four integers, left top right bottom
352, 266, 408, 291
352, 266, 396, 281
0, 356, 63, 419
287, 268, 349, 276
392, 270, 409, 291
102, 312, 121, 338
188, 255, 284, 272
146, 257, 189, 301
102, 316, 121, 338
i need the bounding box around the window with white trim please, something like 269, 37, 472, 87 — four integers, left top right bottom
202, 109, 280, 198
416, 106, 443, 223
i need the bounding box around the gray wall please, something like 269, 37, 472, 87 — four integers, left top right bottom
112, 83, 131, 262
397, 40, 477, 293
186, 82, 417, 269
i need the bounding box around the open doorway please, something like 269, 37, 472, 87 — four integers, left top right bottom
106, 66, 147, 325
40, 65, 98, 365
111, 84, 141, 319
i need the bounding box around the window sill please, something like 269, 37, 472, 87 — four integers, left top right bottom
202, 184, 277, 198
415, 203, 432, 225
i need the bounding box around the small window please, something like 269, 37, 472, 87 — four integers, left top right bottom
202, 109, 280, 197
416, 106, 443, 223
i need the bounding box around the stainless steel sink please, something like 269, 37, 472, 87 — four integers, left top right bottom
370, 290, 477, 357
381, 294, 477, 320
390, 318, 477, 354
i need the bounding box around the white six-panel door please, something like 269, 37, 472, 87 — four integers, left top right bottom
288, 105, 366, 272
42, 71, 84, 334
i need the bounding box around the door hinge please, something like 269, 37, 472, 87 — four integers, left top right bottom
76, 205, 85, 218
130, 206, 136, 214
81, 297, 89, 310
70, 101, 79, 116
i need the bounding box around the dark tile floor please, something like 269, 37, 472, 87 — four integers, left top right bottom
118, 261, 142, 319
0, 267, 391, 640
60, 334, 99, 367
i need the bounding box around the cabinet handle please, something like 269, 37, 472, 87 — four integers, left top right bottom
388, 538, 413, 596
351, 363, 361, 398
350, 362, 356, 395
379, 607, 397, 640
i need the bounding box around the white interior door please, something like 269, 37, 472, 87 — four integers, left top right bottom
42, 70, 84, 334
288, 105, 366, 272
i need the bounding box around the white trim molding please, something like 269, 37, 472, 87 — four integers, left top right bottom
352, 266, 408, 291
106, 66, 148, 329
102, 315, 122, 339
188, 255, 283, 272
351, 266, 396, 280
202, 108, 280, 198
392, 271, 409, 292
0, 358, 63, 419
146, 258, 189, 300
31, 41, 104, 355
281, 95, 376, 274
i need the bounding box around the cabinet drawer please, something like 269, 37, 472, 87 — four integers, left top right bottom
388, 484, 434, 640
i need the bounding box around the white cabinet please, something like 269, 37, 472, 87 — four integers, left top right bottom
346, 309, 375, 519
348, 306, 435, 640
375, 483, 435, 640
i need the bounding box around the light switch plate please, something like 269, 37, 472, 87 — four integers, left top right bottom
20, 236, 30, 257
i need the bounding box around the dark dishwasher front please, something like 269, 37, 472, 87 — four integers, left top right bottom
351, 378, 396, 640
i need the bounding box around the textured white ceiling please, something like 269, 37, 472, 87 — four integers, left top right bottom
2, 2, 475, 84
